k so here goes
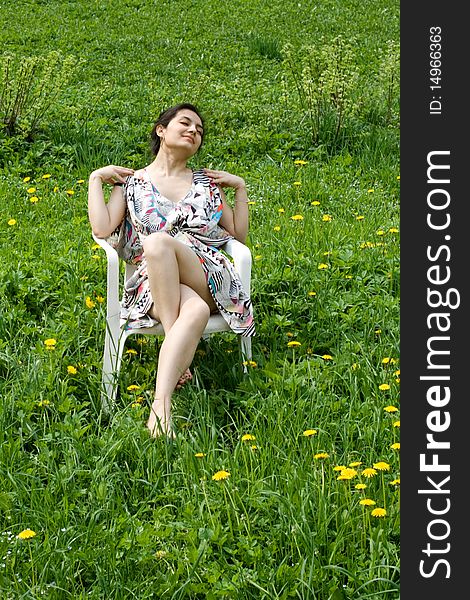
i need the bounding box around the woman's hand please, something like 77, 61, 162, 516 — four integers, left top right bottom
90, 165, 135, 186
203, 168, 245, 190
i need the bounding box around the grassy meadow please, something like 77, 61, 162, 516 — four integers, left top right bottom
0, 0, 400, 598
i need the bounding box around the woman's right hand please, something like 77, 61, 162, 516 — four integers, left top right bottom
90, 165, 135, 185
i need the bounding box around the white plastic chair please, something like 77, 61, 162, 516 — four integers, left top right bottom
92, 233, 253, 411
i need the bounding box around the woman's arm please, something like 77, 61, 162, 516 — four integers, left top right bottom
87, 165, 134, 238
203, 168, 249, 244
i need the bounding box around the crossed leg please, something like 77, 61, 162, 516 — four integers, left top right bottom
143, 232, 216, 436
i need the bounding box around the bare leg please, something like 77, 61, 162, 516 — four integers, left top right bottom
146, 285, 210, 436
142, 233, 215, 436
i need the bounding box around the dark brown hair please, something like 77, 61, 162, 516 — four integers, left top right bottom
150, 103, 205, 156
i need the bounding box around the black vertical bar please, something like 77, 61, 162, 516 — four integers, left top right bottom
401, 2, 467, 597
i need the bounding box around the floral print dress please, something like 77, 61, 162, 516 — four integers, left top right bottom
113, 168, 255, 337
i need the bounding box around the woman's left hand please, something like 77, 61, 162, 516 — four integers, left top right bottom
203, 168, 245, 190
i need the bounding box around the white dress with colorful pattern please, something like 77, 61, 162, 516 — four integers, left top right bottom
113, 168, 255, 337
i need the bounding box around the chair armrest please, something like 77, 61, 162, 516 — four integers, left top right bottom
223, 238, 252, 295
92, 233, 121, 319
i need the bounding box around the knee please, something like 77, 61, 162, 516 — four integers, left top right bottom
183, 296, 211, 328
143, 232, 173, 259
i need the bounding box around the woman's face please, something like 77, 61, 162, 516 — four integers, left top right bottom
157, 109, 204, 156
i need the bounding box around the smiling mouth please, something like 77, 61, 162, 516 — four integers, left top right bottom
182, 135, 194, 143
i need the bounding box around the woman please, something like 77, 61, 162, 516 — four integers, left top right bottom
88, 103, 255, 437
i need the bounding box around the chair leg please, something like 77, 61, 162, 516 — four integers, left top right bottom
240, 336, 252, 373
101, 323, 127, 413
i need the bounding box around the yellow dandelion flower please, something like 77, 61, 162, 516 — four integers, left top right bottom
212, 470, 230, 481
291, 214, 304, 221
287, 341, 301, 347
382, 357, 391, 364
29, 196, 39, 203
379, 383, 390, 391
373, 461, 390, 471
85, 296, 96, 309
362, 468, 377, 478
321, 354, 333, 360
314, 452, 329, 459
241, 434, 256, 441
293, 181, 302, 186
308, 291, 317, 296
393, 420, 400, 428
66, 189, 75, 196
96, 295, 104, 303
368, 188, 374, 193
394, 369, 400, 376
7, 219, 17, 226
242, 360, 257, 367
17, 529, 37, 540
390, 479, 400, 486
371, 507, 387, 518
53, 186, 59, 192
251, 445, 258, 450
77, 179, 85, 184
349, 461, 362, 467
23, 176, 31, 182
356, 215, 365, 220
375, 329, 382, 335
67, 365, 78, 375
384, 405, 399, 413
195, 452, 206, 458
273, 226, 281, 231
339, 468, 357, 479
255, 255, 262, 260
318, 263, 328, 270
389, 227, 399, 233
278, 208, 285, 213
303, 429, 317, 437
294, 159, 307, 165
352, 363, 359, 370
248, 201, 256, 205
44, 338, 57, 347
27, 187, 36, 193
127, 384, 140, 391
391, 442, 400, 450
42, 173, 51, 179
376, 230, 385, 236
126, 348, 138, 355
322, 214, 332, 222
311, 200, 320, 206
38, 399, 51, 407
333, 465, 347, 471
359, 498, 376, 506
355, 483, 367, 490
91, 254, 101, 260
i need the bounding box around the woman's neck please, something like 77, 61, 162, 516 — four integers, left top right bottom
149, 151, 191, 178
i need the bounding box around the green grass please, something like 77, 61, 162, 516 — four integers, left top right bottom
0, 0, 399, 598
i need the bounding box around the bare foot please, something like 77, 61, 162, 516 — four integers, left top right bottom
146, 407, 175, 438
175, 368, 192, 390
